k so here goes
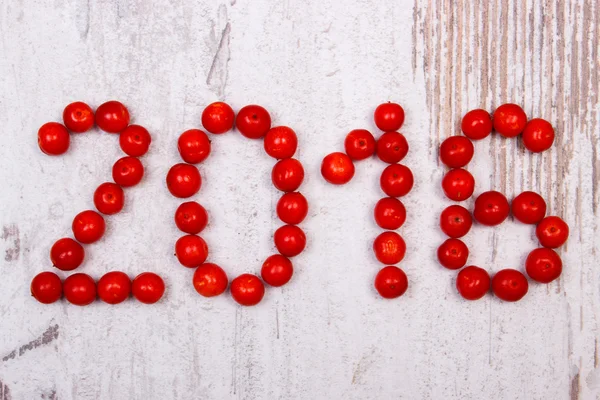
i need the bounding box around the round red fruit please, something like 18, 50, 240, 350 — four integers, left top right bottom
526, 248, 562, 283
473, 191, 509, 226
511, 191, 547, 224
175, 201, 208, 234
72, 210, 105, 244
373, 231, 406, 265
201, 102, 235, 134
492, 103, 527, 137
38, 122, 70, 155
376, 131, 409, 164
97, 271, 131, 304
231, 274, 265, 306
522, 118, 555, 152
492, 269, 528, 302
119, 125, 151, 157
374, 197, 406, 230
437, 238, 469, 270
193, 263, 228, 297
235, 105, 271, 139
374, 102, 405, 132
456, 266, 490, 300
31, 272, 62, 304
112, 156, 144, 187
440, 136, 474, 168
274, 225, 306, 257
374, 266, 408, 299
276, 192, 308, 225
63, 102, 94, 133
441, 168, 475, 201
261, 254, 293, 287
344, 129, 376, 160
63, 273, 96, 306
536, 216, 569, 248
440, 205, 472, 238
178, 129, 211, 164
461, 109, 492, 140
321, 152, 355, 185
166, 163, 202, 198
95, 100, 130, 133
94, 182, 125, 215
380, 164, 414, 197
132, 272, 165, 304
264, 126, 298, 159
272, 158, 304, 192
51, 238, 85, 271
175, 235, 208, 268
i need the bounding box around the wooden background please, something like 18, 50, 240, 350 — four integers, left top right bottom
0, 0, 598, 399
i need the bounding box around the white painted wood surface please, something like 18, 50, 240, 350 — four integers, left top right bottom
0, 0, 598, 399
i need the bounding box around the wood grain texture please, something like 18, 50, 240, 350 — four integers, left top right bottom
0, 0, 598, 399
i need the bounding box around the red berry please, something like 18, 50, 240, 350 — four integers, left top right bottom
72, 210, 105, 244
274, 225, 306, 257
119, 125, 151, 157
112, 156, 144, 187
376, 131, 409, 164
51, 238, 85, 271
461, 109, 492, 140
235, 105, 271, 139
63, 102, 94, 133
95, 100, 130, 133
97, 271, 131, 304
374, 102, 405, 132
536, 216, 569, 248
437, 238, 469, 270
175, 235, 208, 268
132, 272, 165, 304
264, 126, 298, 159
276, 192, 308, 225
38, 122, 70, 155
166, 163, 202, 198
321, 152, 355, 185
261, 254, 293, 287
31, 272, 62, 304
522, 118, 555, 152
374, 266, 408, 299
511, 191, 547, 224
439, 136, 474, 168
344, 129, 376, 160
526, 248, 563, 283
373, 231, 406, 264
380, 164, 414, 197
174, 201, 208, 234
374, 197, 406, 230
441, 168, 475, 201
456, 266, 490, 300
93, 182, 125, 215
201, 102, 235, 134
193, 263, 228, 297
177, 129, 211, 164
492, 269, 528, 302
492, 103, 527, 137
231, 274, 265, 306
473, 191, 510, 226
440, 205, 472, 238
63, 273, 96, 306
272, 158, 304, 192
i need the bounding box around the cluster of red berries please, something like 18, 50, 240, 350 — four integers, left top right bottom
167, 102, 307, 306
32, 101, 164, 305
438, 105, 568, 302
441, 104, 555, 202
321, 102, 414, 299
